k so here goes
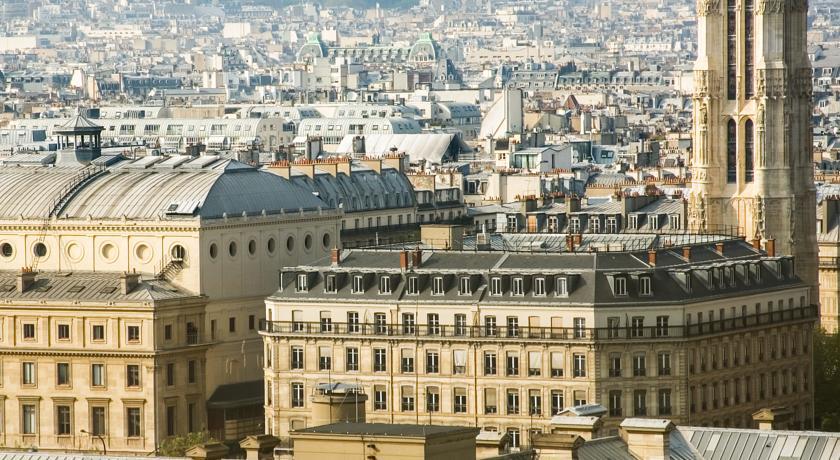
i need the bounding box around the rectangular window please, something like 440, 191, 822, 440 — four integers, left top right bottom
401, 386, 415, 411
490, 277, 502, 295
556, 277, 568, 296
633, 354, 647, 377
634, 390, 647, 416
320, 311, 332, 333
427, 313, 440, 335
57, 362, 70, 386
401, 349, 415, 373
454, 314, 467, 336
614, 277, 627, 295
166, 406, 176, 437
507, 316, 519, 337
92, 325, 105, 341
166, 363, 175, 386
573, 317, 586, 338
459, 277, 471, 295
551, 352, 564, 377
484, 316, 497, 336
210, 319, 217, 338
640, 277, 652, 296
374, 348, 387, 372
484, 352, 497, 376
528, 351, 542, 376
188, 360, 196, 384
609, 390, 622, 417
248, 315, 255, 330
453, 349, 467, 375
402, 313, 415, 334
658, 352, 672, 376
506, 390, 520, 415
426, 387, 440, 412
659, 389, 672, 415
56, 405, 71, 435
506, 352, 519, 376
324, 275, 337, 293
551, 390, 565, 415
23, 323, 35, 339
228, 317, 236, 333
512, 278, 524, 295
573, 353, 586, 377
631, 317, 644, 337
534, 277, 546, 296
609, 353, 622, 377
58, 324, 70, 340
91, 406, 106, 435
374, 313, 387, 334
296, 274, 308, 292
379, 276, 391, 294
352, 275, 364, 293
529, 390, 542, 416
407, 277, 418, 295
347, 312, 360, 333
91, 364, 105, 387
374, 386, 387, 410
656, 316, 669, 337
22, 404, 37, 434
126, 364, 140, 387
127, 325, 140, 342
291, 383, 304, 407
608, 317, 620, 338
22, 362, 36, 385
291, 346, 304, 370
485, 388, 498, 414
346, 347, 359, 371
126, 407, 141, 437
319, 347, 332, 370
426, 350, 439, 374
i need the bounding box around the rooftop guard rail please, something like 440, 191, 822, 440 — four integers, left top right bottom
260, 304, 816, 341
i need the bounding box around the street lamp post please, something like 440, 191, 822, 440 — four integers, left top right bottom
81, 429, 107, 455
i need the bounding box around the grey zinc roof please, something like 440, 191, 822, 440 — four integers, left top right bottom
0, 271, 198, 302
0, 155, 326, 220
676, 426, 840, 460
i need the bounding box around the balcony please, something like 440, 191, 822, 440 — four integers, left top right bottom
259, 305, 817, 342
609, 368, 622, 377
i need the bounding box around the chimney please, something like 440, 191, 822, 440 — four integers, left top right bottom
682, 246, 691, 262
531, 433, 584, 460
265, 160, 291, 179
411, 247, 422, 268
331, 248, 340, 266
291, 159, 316, 178
751, 238, 761, 250
573, 233, 582, 246
316, 159, 338, 177
351, 135, 366, 154
239, 435, 279, 460
567, 195, 581, 213
619, 418, 675, 460
382, 150, 406, 173
399, 251, 409, 271
549, 416, 603, 441
185, 443, 229, 460
120, 271, 141, 295
765, 238, 776, 257
752, 407, 792, 431
715, 242, 725, 255
359, 156, 382, 174
17, 267, 36, 293
566, 235, 575, 252
647, 249, 657, 266
337, 156, 352, 176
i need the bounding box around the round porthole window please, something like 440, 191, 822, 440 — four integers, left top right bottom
267, 238, 276, 254
66, 243, 84, 263
322, 233, 331, 249
100, 243, 117, 262
1, 243, 13, 258
229, 241, 238, 257
286, 236, 295, 252
171, 244, 186, 261
304, 234, 313, 250
248, 239, 256, 255
34, 243, 47, 258
209, 243, 218, 259
134, 244, 151, 263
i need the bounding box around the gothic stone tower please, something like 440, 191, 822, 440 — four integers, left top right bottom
689, 0, 818, 297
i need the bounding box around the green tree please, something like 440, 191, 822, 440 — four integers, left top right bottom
158, 431, 216, 457
814, 329, 840, 431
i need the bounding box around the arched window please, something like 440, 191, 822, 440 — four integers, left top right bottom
727, 119, 737, 183
745, 0, 755, 98
745, 120, 755, 182
727, 0, 737, 100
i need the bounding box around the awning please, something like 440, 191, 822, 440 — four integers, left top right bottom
207, 380, 264, 410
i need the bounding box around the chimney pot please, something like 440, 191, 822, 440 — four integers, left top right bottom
331, 247, 340, 266
751, 238, 761, 250
648, 249, 657, 266
399, 251, 409, 270
682, 246, 692, 262
17, 268, 36, 293
120, 271, 141, 295
411, 247, 422, 268
765, 238, 776, 257
715, 242, 725, 255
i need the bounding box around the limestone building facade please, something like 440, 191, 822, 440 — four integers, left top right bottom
262, 236, 816, 447
687, 0, 818, 299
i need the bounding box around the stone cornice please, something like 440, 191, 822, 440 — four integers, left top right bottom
0, 349, 157, 359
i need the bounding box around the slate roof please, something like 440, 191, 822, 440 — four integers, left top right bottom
0, 271, 197, 302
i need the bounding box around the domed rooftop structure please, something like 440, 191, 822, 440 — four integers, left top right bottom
297, 33, 329, 62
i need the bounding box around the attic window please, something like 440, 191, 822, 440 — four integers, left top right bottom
459, 277, 471, 296
534, 277, 546, 296
379, 276, 391, 294
324, 275, 337, 293
490, 277, 502, 296
614, 277, 627, 296
639, 276, 652, 296
0, 284, 13, 292
432, 276, 444, 295
407, 277, 418, 295
35, 285, 52, 293
296, 274, 308, 292
352, 275, 364, 294
68, 285, 85, 293
99, 287, 117, 294
512, 278, 524, 296
556, 277, 568, 297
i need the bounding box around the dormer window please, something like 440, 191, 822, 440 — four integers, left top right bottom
614, 277, 628, 296
628, 214, 639, 230
459, 277, 471, 295
649, 215, 659, 230
324, 275, 337, 293
432, 276, 444, 295
512, 278, 524, 296
352, 275, 364, 294
754, 264, 762, 282
379, 276, 391, 294
589, 216, 601, 233
606, 217, 618, 233
296, 274, 308, 292
407, 277, 419, 295
556, 277, 568, 297
569, 217, 581, 233
534, 277, 546, 296
490, 277, 502, 296
729, 267, 736, 286
639, 276, 652, 296
669, 214, 681, 229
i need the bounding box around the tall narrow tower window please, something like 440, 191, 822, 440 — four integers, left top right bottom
744, 0, 755, 98
727, 120, 737, 183
745, 120, 755, 182
726, 0, 737, 100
